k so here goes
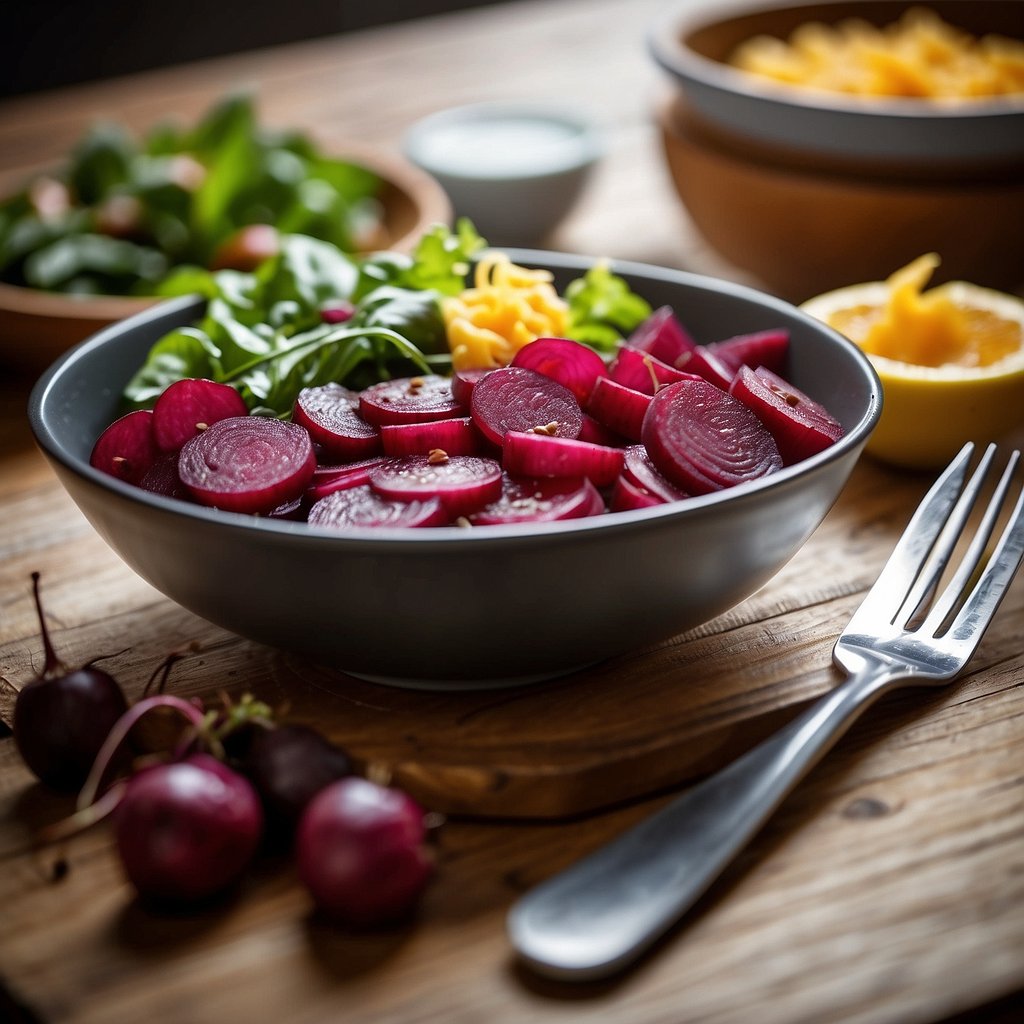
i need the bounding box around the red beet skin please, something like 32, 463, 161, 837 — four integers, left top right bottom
641, 378, 782, 494
502, 431, 625, 488
178, 416, 317, 514
90, 409, 160, 485
469, 474, 604, 524
152, 378, 249, 453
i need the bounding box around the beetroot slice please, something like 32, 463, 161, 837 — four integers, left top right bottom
380, 417, 480, 457
729, 366, 844, 465
610, 475, 666, 512
503, 431, 625, 488
578, 413, 626, 448
621, 445, 690, 503
626, 305, 697, 365
305, 457, 390, 501
293, 383, 381, 461
359, 374, 465, 426
470, 366, 583, 447
139, 451, 191, 501
90, 409, 160, 485
673, 346, 734, 390
510, 337, 608, 405
369, 454, 503, 518
586, 376, 653, 441
707, 328, 789, 377
309, 485, 448, 529
641, 378, 782, 495
609, 346, 699, 396
450, 367, 490, 406
152, 378, 249, 453
178, 416, 317, 514
469, 474, 603, 525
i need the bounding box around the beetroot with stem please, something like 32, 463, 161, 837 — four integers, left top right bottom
90, 409, 160, 485
510, 336, 608, 405
471, 366, 583, 447
292, 383, 382, 462
152, 377, 249, 453
296, 777, 433, 925
178, 415, 316, 514
13, 573, 129, 791
641, 378, 783, 494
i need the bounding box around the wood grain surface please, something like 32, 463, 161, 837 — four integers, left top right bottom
1, 2, 1023, 1022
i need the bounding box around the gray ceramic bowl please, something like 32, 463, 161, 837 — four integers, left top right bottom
29, 252, 881, 689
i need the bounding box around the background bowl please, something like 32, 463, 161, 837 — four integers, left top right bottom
29, 252, 881, 689
403, 102, 601, 248
1, 141, 452, 371
649, 0, 1024, 300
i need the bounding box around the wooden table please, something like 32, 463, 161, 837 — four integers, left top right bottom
1, 1, 1022, 1021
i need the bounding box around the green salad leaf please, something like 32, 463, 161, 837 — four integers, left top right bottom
564, 261, 652, 352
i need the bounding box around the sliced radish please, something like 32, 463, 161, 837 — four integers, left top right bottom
586, 377, 653, 441
152, 378, 249, 453
673, 346, 734, 390
729, 365, 844, 465
641, 378, 782, 494
451, 367, 490, 406
470, 366, 583, 447
293, 383, 381, 462
707, 328, 789, 377
369, 454, 503, 518
305, 457, 391, 502
609, 346, 698, 395
510, 337, 608, 405
90, 409, 160, 485
309, 485, 448, 529
610, 475, 666, 512
359, 374, 465, 426
503, 431, 625, 488
621, 445, 690, 503
626, 305, 697, 365
380, 417, 480, 457
178, 416, 317, 514
469, 474, 604, 525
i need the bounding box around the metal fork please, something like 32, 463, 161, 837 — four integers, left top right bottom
508, 442, 1024, 982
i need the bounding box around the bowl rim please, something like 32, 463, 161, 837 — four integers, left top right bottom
28, 250, 882, 551
648, 0, 1024, 124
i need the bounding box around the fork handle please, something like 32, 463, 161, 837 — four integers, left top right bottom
507, 657, 901, 981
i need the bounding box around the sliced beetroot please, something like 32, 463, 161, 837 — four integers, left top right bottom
609, 346, 699, 396
621, 445, 690, 503
729, 365, 844, 466
304, 457, 390, 502
308, 485, 449, 529
369, 454, 502, 518
673, 346, 734, 390
320, 300, 355, 324
707, 328, 789, 377
586, 376, 653, 441
610, 475, 666, 512
503, 431, 625, 488
510, 337, 608, 405
450, 367, 490, 406
470, 366, 583, 447
641, 378, 782, 495
152, 378, 249, 453
469, 474, 604, 525
139, 451, 191, 501
293, 383, 381, 462
380, 417, 480, 458
90, 409, 160, 485
626, 305, 697, 365
578, 413, 626, 448
178, 416, 317, 514
359, 374, 465, 427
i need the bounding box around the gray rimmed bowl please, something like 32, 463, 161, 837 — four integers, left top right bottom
28, 252, 881, 689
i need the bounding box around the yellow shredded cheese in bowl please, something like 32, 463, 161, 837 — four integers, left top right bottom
442, 252, 569, 370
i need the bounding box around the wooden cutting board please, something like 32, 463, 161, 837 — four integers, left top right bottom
3, 456, 963, 820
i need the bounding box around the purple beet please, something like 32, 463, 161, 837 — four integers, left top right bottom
152, 378, 249, 453
139, 451, 191, 500
359, 374, 466, 426
304, 457, 390, 502
502, 431, 625, 488
621, 445, 690, 503
510, 337, 608, 405
707, 328, 789, 377
609, 346, 698, 395
292, 383, 382, 462
178, 416, 316, 514
369, 454, 503, 518
380, 417, 480, 457
308, 484, 449, 529
89, 409, 160, 485
641, 378, 782, 494
586, 376, 653, 441
469, 474, 604, 525
626, 305, 697, 365
610, 475, 666, 511
470, 366, 583, 447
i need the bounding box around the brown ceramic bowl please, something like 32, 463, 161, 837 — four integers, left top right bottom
649, 0, 1024, 301
0, 141, 451, 370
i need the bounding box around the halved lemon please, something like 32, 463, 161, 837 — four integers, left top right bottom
802, 255, 1024, 469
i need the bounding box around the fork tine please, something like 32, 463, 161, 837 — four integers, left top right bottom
922, 449, 1021, 635
894, 443, 999, 629
940, 453, 1024, 657
843, 442, 975, 635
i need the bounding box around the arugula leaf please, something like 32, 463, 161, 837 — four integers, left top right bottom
564, 262, 651, 352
